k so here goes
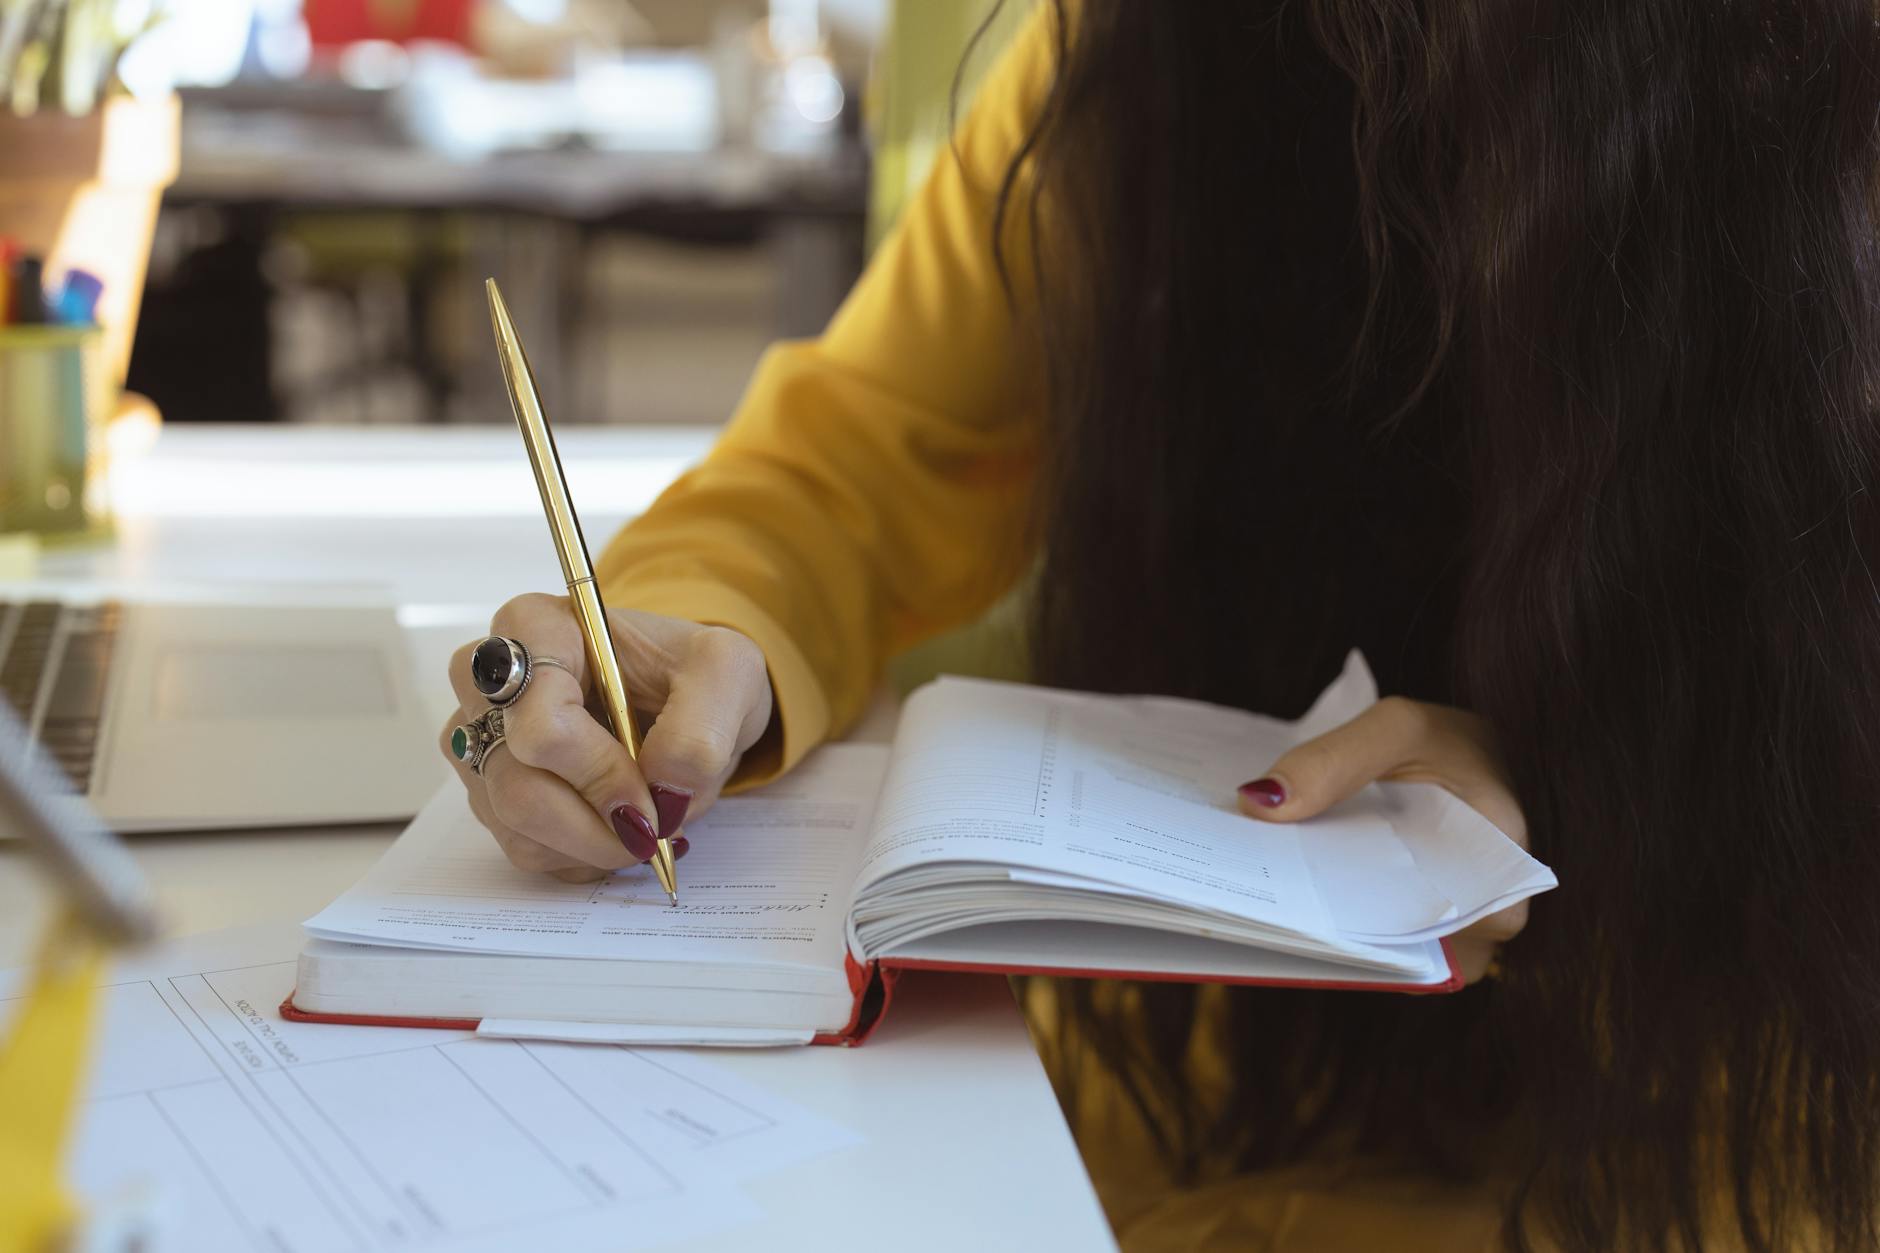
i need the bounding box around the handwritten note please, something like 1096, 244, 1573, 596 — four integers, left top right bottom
306, 746, 888, 975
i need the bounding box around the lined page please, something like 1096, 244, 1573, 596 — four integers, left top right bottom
856, 656, 1551, 944
857, 679, 1344, 942
306, 745, 890, 974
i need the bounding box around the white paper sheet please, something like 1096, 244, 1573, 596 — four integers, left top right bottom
0, 921, 862, 1253
305, 746, 889, 970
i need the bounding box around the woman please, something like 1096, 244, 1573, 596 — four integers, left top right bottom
439, 3, 1880, 1249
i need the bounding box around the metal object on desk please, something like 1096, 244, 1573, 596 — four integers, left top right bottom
0, 699, 155, 945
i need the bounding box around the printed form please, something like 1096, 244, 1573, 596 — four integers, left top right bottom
860, 677, 1348, 941
856, 659, 1550, 951
0, 921, 860, 1253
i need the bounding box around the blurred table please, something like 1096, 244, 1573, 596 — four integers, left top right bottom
45, 422, 717, 605
142, 84, 868, 423
0, 422, 1116, 1251
173, 83, 867, 220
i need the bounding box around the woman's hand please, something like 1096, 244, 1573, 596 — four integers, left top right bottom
1236, 696, 1528, 984
440, 594, 775, 883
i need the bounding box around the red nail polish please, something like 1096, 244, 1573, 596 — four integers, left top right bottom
649, 782, 693, 838
671, 835, 690, 861
609, 804, 658, 861
1239, 778, 1286, 808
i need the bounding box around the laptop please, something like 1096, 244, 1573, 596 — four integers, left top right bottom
0, 593, 442, 832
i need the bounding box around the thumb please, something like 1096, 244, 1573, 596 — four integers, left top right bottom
1236, 696, 1427, 823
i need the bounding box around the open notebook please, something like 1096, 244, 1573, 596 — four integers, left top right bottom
291, 653, 1557, 1046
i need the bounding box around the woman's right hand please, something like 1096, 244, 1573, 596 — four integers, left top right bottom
439, 594, 776, 883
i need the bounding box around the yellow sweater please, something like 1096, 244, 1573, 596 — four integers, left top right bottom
593, 11, 1049, 783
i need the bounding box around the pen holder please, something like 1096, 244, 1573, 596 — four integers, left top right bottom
0, 327, 115, 542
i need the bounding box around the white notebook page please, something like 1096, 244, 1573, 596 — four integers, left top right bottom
305, 745, 890, 974
856, 678, 1344, 943
855, 654, 1554, 947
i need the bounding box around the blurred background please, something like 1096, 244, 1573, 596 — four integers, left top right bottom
5, 0, 1030, 434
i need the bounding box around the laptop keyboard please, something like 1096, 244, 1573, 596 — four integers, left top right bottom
0, 600, 122, 792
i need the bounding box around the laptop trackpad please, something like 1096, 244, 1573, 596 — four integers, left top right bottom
91, 604, 444, 831
152, 646, 395, 720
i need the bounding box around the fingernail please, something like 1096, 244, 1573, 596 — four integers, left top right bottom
649, 782, 693, 838
671, 835, 690, 861
1239, 778, 1286, 808
609, 804, 658, 861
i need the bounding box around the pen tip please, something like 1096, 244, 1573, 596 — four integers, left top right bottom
666, 891, 678, 907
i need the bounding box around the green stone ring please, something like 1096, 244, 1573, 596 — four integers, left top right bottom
450, 709, 508, 775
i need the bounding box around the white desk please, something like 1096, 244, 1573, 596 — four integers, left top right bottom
0, 424, 1116, 1252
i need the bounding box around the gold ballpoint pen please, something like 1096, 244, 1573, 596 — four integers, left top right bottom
486, 279, 679, 904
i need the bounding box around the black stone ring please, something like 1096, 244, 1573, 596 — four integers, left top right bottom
470, 635, 532, 707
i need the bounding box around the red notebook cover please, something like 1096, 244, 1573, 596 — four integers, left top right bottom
279, 940, 1462, 1047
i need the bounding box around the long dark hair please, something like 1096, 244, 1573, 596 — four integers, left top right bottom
988, 1, 1880, 1249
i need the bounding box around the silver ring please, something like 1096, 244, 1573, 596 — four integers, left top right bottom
470, 635, 532, 707
450, 707, 509, 775
472, 735, 507, 777
532, 656, 577, 682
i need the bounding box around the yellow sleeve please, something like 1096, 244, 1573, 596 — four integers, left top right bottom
594, 10, 1056, 784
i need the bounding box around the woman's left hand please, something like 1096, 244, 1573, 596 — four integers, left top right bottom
1236, 696, 1529, 984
